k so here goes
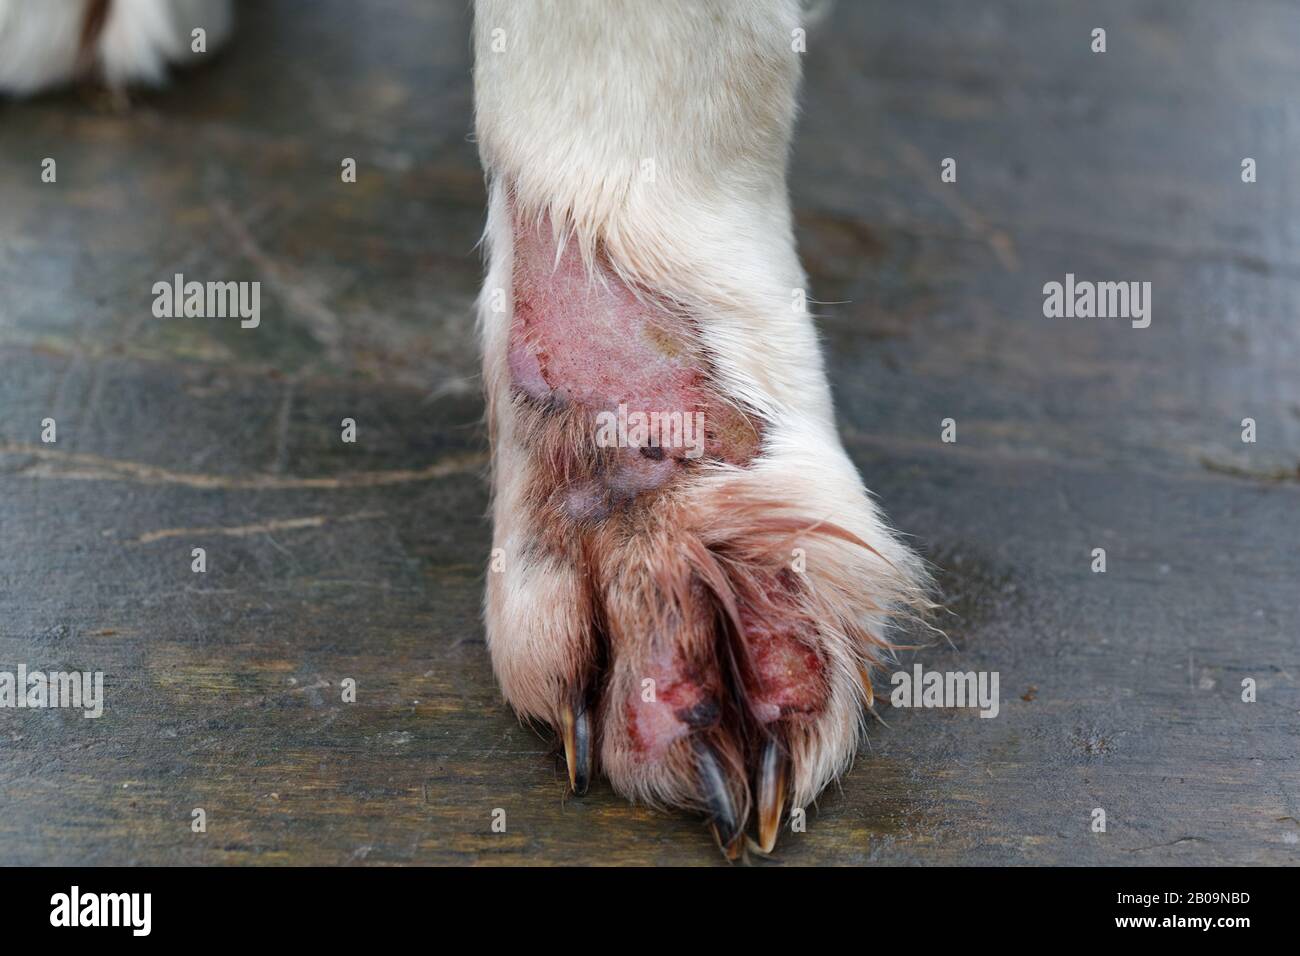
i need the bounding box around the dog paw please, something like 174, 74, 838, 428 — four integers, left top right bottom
0, 0, 231, 95
482, 208, 928, 858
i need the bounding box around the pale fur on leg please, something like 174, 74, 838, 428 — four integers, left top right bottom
0, 0, 231, 95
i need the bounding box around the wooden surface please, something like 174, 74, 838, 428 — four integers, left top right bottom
1, 0, 1297, 866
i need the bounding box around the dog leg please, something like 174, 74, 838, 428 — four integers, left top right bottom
474, 0, 928, 857
0, 0, 231, 95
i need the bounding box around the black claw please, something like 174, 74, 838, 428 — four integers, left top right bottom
694, 740, 744, 861
561, 701, 591, 795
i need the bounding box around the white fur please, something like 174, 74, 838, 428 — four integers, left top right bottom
0, 0, 231, 94
475, 0, 823, 422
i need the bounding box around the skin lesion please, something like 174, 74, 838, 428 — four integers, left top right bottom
640, 319, 693, 362
507, 211, 767, 520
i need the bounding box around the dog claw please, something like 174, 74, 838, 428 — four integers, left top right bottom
561, 701, 591, 795
694, 740, 744, 861
755, 737, 788, 854
858, 665, 875, 708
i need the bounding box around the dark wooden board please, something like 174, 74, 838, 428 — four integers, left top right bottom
0, 0, 1296, 865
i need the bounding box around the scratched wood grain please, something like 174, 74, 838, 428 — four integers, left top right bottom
0, 0, 1296, 865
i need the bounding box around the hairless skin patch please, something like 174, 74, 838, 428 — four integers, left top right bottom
508, 212, 760, 519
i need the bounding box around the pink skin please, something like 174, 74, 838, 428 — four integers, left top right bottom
509, 216, 704, 416
744, 624, 825, 723
624, 646, 716, 760
621, 622, 824, 758
508, 215, 754, 509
